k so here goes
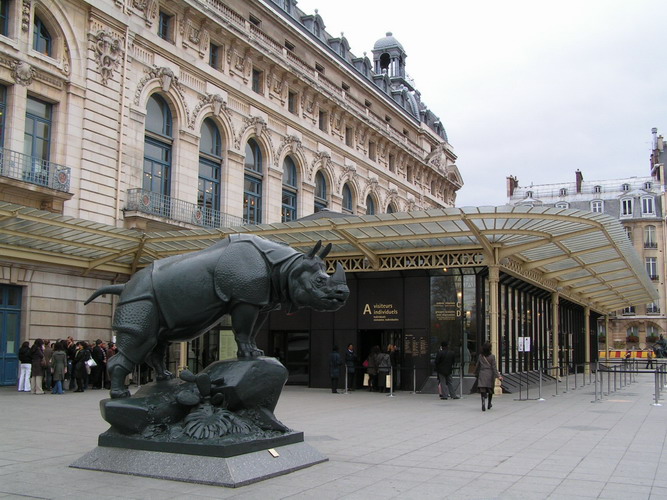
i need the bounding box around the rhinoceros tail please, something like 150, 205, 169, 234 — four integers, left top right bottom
84, 284, 126, 305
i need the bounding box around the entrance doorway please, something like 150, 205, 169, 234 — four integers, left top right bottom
0, 285, 21, 386
358, 329, 403, 388
272, 331, 310, 385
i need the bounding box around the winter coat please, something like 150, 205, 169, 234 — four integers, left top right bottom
50, 351, 67, 381
30, 346, 45, 377
475, 354, 500, 389
435, 348, 456, 376
74, 348, 91, 378
345, 349, 357, 374
329, 351, 342, 378
18, 345, 31, 364
376, 353, 391, 374
366, 353, 378, 376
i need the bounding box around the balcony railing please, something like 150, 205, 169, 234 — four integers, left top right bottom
0, 147, 71, 192
644, 241, 658, 249
125, 188, 244, 229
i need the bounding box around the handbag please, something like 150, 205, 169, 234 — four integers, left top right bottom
385, 374, 392, 387
86, 357, 97, 368
363, 373, 370, 386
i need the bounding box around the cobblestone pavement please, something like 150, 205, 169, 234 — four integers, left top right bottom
0, 371, 665, 499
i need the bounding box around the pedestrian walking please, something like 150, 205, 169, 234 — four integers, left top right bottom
474, 342, 502, 411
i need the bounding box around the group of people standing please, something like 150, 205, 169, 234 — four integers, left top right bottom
17, 337, 117, 394
329, 343, 400, 394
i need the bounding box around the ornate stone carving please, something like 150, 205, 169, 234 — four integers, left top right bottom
21, 0, 31, 32
308, 151, 331, 182
188, 93, 230, 130
180, 14, 209, 58
133, 0, 158, 27
91, 30, 123, 85
274, 135, 302, 167
134, 66, 190, 122
235, 116, 270, 150
12, 61, 35, 86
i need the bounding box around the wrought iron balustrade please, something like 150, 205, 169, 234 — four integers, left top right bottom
0, 147, 71, 192
125, 188, 244, 229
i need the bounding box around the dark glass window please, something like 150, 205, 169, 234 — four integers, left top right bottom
342, 184, 353, 213
244, 139, 262, 224
33, 16, 51, 56
0, 0, 10, 37
282, 156, 297, 222
158, 11, 172, 41
288, 91, 297, 114
386, 203, 395, 214
252, 69, 263, 94
198, 118, 223, 227
143, 95, 172, 196
314, 171, 327, 212
366, 195, 375, 215
209, 43, 219, 69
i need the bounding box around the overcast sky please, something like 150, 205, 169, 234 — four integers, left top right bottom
292, 0, 667, 207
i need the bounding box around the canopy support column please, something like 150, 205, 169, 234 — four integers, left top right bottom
584, 306, 590, 375
489, 264, 501, 394
552, 291, 560, 378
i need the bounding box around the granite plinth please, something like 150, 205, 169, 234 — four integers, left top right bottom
98, 427, 304, 458
70, 442, 328, 488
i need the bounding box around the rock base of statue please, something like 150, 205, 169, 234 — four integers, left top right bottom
70, 357, 327, 487
70, 442, 327, 487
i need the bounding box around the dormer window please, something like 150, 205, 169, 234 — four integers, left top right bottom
526, 191, 533, 198
555, 202, 569, 209
594, 185, 602, 193
642, 196, 655, 216
622, 183, 630, 191
559, 188, 567, 196
645, 181, 652, 189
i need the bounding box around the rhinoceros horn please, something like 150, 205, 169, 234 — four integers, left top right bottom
319, 243, 332, 259
331, 262, 346, 284
307, 240, 323, 259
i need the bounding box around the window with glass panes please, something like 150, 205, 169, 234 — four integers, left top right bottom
591, 200, 603, 213
143, 94, 172, 198
314, 171, 327, 212
366, 195, 375, 215
0, 0, 9, 37
342, 184, 353, 213
645, 225, 657, 248
33, 16, 52, 56
198, 118, 222, 227
646, 257, 658, 280
282, 156, 297, 222
243, 139, 262, 224
620, 198, 633, 217
642, 196, 655, 215
24, 96, 52, 185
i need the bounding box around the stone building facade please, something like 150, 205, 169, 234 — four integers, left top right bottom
0, 0, 460, 384
506, 155, 666, 349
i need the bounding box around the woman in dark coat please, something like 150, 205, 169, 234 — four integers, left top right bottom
50, 340, 68, 394
329, 345, 342, 393
367, 345, 381, 392
474, 342, 502, 411
74, 341, 91, 392
29, 339, 45, 394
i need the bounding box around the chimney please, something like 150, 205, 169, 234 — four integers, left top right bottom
652, 127, 658, 150
575, 170, 583, 194
507, 175, 519, 197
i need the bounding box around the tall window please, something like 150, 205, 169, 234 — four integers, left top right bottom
646, 257, 658, 280
345, 126, 353, 147
645, 225, 657, 248
243, 139, 262, 224
591, 200, 603, 213
198, 118, 222, 227
0, 85, 6, 147
288, 91, 297, 114
0, 0, 10, 37
620, 198, 633, 217
624, 226, 632, 242
314, 171, 327, 212
282, 156, 297, 222
318, 111, 328, 132
33, 16, 52, 56
368, 141, 376, 161
342, 183, 353, 214
209, 43, 219, 69
366, 195, 375, 215
642, 196, 655, 215
24, 96, 52, 185
158, 11, 173, 41
143, 94, 172, 197
252, 68, 263, 94
388, 154, 395, 173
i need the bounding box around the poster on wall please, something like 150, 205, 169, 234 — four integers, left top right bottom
358, 278, 403, 328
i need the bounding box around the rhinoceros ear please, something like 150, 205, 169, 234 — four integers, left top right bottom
307, 240, 323, 259
319, 243, 332, 260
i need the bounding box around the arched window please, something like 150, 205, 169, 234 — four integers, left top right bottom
243, 138, 263, 224
386, 203, 396, 214
33, 16, 52, 56
366, 195, 375, 215
198, 118, 223, 227
314, 171, 327, 212
24, 96, 52, 185
342, 183, 353, 214
645, 225, 657, 248
282, 156, 297, 222
143, 95, 172, 200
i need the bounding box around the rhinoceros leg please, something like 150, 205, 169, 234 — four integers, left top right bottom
231, 303, 265, 358
110, 299, 160, 398
146, 339, 172, 380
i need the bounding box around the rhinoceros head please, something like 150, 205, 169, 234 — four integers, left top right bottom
289, 241, 349, 312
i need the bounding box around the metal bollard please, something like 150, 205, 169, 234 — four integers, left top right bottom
538, 368, 545, 401
411, 366, 417, 394
343, 369, 349, 395
564, 369, 569, 393
387, 370, 395, 398
653, 368, 663, 406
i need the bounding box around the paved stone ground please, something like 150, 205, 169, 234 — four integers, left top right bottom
0, 371, 665, 499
